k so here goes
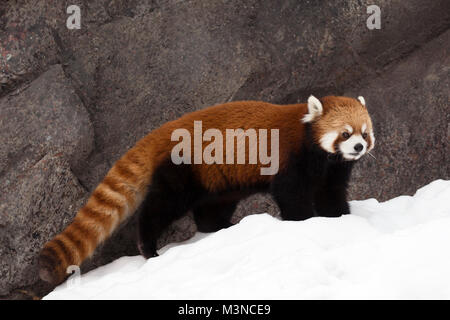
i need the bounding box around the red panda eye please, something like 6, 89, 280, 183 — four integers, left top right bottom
342, 132, 350, 139
362, 132, 368, 139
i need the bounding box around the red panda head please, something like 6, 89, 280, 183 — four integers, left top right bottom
302, 95, 375, 160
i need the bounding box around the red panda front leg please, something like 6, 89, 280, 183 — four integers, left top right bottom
314, 161, 354, 217
270, 159, 316, 221
271, 186, 315, 221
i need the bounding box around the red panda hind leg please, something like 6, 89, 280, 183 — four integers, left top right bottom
313, 161, 354, 217
137, 161, 205, 258
193, 198, 237, 233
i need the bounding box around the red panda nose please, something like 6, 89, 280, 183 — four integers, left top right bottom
354, 143, 363, 152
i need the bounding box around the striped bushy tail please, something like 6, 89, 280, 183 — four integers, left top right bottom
39, 140, 154, 285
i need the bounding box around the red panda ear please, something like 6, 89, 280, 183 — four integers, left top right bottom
358, 96, 366, 106
302, 95, 323, 123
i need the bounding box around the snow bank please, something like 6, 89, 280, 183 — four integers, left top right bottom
45, 180, 450, 299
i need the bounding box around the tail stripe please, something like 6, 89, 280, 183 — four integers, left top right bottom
97, 183, 128, 207
125, 162, 143, 177
45, 240, 70, 271
77, 210, 109, 243
92, 187, 126, 210
70, 219, 98, 255
62, 228, 86, 262
114, 161, 139, 184
56, 234, 81, 265
39, 145, 155, 285
103, 176, 129, 195
91, 187, 126, 221
39, 247, 64, 278
52, 238, 75, 266
102, 176, 135, 213
125, 151, 146, 167
88, 192, 122, 223
73, 217, 103, 243
40, 247, 61, 268
79, 206, 115, 236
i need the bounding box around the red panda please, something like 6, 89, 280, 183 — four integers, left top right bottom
38, 95, 375, 285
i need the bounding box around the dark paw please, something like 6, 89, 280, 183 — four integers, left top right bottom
318, 207, 349, 217
196, 220, 233, 233
137, 240, 158, 259
337, 205, 350, 216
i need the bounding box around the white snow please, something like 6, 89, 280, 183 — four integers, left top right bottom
45, 179, 450, 300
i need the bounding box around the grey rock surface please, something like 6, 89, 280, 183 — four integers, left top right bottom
0, 65, 93, 297
0, 0, 448, 298
0, 65, 94, 183
347, 30, 450, 200
0, 154, 87, 297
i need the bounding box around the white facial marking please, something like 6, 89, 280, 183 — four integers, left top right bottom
344, 124, 353, 134
302, 95, 323, 123
319, 131, 338, 153
362, 123, 367, 133
368, 129, 375, 151
339, 134, 367, 160
357, 96, 366, 106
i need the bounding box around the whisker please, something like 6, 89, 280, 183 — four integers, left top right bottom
368, 152, 377, 159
